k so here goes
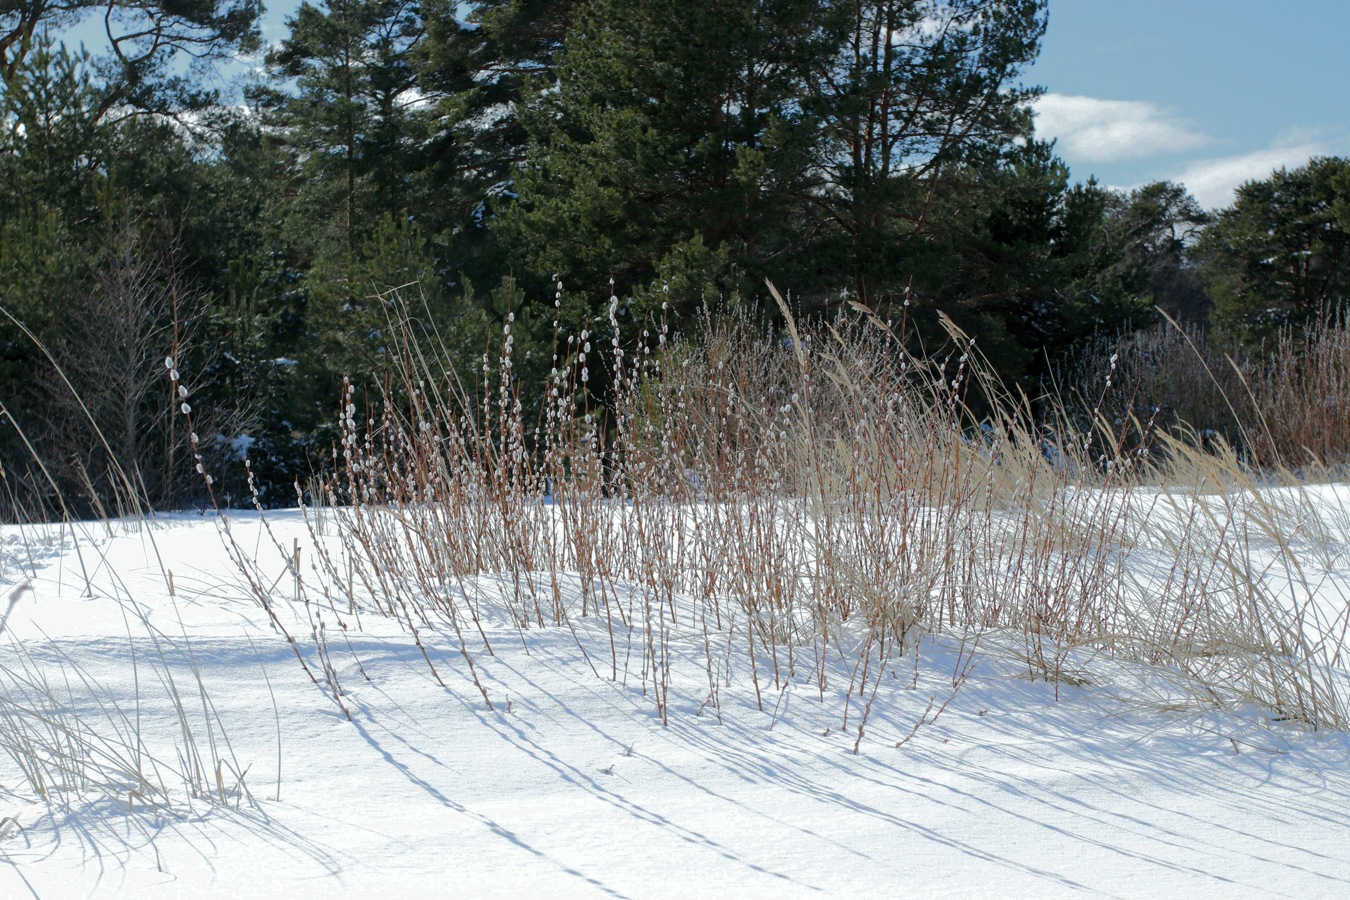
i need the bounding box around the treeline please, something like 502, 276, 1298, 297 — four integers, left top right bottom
1, 0, 1348, 516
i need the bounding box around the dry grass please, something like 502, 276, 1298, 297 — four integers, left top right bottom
283, 286, 1350, 734
1248, 311, 1350, 468
0, 338, 255, 815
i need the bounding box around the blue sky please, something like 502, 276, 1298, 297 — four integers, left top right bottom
1029, 1, 1350, 208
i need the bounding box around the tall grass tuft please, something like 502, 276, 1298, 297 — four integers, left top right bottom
0, 318, 255, 816
0, 582, 254, 812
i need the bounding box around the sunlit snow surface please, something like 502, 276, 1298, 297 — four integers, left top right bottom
0, 509, 1348, 897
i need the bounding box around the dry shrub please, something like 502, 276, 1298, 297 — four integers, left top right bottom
1060, 319, 1249, 451
1069, 309, 1350, 471
1248, 311, 1350, 468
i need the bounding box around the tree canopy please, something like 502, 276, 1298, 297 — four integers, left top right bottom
1200, 156, 1350, 339
3, 0, 1343, 516
1, 0, 260, 116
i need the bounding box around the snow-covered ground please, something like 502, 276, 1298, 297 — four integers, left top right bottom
1, 510, 1348, 897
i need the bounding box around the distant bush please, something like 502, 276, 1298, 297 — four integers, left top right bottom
1062, 308, 1350, 470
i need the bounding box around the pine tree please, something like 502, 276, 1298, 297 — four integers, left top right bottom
262, 0, 427, 260
1199, 157, 1350, 339
411, 0, 582, 287
256, 0, 446, 413
502, 0, 834, 321
497, 0, 1049, 322
809, 0, 1047, 308
1, 0, 260, 116
1102, 181, 1210, 322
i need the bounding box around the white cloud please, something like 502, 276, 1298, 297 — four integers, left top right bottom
1033, 93, 1212, 163
1174, 140, 1337, 209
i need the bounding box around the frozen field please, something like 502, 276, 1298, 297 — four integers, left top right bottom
0, 506, 1348, 898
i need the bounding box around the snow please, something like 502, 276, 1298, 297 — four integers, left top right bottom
221, 434, 256, 461
1, 508, 1349, 896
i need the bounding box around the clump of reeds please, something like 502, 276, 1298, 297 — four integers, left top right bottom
303, 283, 1349, 737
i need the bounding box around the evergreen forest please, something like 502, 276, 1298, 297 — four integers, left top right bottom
2, 0, 1349, 517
